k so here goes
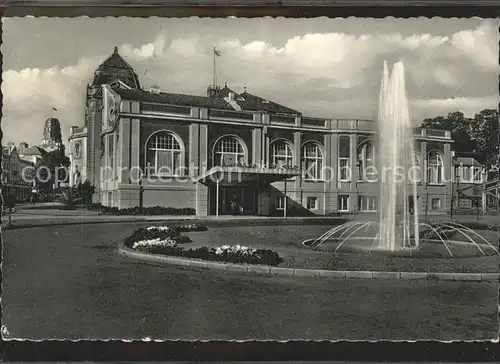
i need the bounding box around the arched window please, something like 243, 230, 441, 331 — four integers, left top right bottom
270, 140, 294, 168
214, 136, 246, 167
302, 142, 323, 180
426, 151, 443, 184
146, 131, 183, 176
357, 141, 375, 181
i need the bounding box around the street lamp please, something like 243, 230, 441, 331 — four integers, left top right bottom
450, 151, 459, 220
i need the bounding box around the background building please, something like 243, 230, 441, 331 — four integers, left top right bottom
41, 117, 63, 152
69, 47, 455, 216
2, 144, 36, 201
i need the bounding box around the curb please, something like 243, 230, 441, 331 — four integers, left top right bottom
117, 244, 499, 282
3, 216, 350, 231
3, 218, 197, 230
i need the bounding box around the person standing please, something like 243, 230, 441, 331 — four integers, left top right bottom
31, 186, 38, 205
230, 194, 237, 215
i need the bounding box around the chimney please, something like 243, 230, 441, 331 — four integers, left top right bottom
207, 85, 221, 98
229, 92, 235, 102
149, 85, 160, 94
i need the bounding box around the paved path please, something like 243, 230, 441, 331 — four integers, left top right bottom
2, 222, 497, 340
3, 203, 499, 229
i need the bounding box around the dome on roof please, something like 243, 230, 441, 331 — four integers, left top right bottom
91, 47, 141, 89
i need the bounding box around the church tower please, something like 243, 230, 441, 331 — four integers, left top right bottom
85, 46, 141, 201
41, 117, 62, 152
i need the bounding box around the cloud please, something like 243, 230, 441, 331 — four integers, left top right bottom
411, 96, 499, 120
2, 56, 102, 145
2, 19, 497, 147
119, 34, 166, 61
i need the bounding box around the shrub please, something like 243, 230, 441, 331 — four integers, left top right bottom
171, 224, 208, 232
77, 181, 95, 205
100, 205, 196, 216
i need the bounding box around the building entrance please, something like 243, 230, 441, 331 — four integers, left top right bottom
209, 184, 257, 215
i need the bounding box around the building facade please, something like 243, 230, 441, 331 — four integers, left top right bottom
69, 47, 454, 216
2, 145, 36, 201
452, 154, 491, 209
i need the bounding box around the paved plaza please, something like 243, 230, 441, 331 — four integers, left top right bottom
2, 214, 498, 340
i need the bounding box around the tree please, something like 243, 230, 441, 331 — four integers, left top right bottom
420, 109, 499, 171
421, 111, 477, 155
35, 145, 71, 193
468, 109, 499, 171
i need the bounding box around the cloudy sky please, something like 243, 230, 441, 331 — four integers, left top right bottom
2, 17, 498, 147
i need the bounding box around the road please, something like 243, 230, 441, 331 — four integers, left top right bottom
2, 222, 497, 340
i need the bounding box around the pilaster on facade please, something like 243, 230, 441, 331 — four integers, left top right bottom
263, 126, 269, 167
293, 131, 302, 200
130, 118, 141, 170
119, 118, 131, 183
323, 133, 332, 189
195, 182, 209, 216
199, 124, 209, 170
252, 128, 262, 166
189, 123, 200, 178
349, 134, 358, 189
420, 141, 427, 185
331, 134, 339, 190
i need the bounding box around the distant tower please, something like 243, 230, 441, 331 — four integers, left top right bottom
41, 117, 62, 152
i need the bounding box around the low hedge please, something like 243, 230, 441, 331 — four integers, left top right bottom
100, 205, 196, 216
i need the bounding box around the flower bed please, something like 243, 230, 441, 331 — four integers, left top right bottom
124, 226, 282, 266
124, 225, 199, 247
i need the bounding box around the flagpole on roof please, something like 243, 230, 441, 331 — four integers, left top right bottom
213, 47, 221, 89
213, 47, 216, 88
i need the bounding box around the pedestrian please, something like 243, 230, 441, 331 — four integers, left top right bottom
230, 194, 237, 215
31, 186, 38, 205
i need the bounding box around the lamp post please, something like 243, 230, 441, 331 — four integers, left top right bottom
215, 171, 221, 217
138, 170, 144, 214
450, 152, 458, 220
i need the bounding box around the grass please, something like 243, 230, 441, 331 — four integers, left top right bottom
182, 225, 499, 273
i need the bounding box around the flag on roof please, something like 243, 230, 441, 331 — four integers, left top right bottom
52, 107, 58, 111
214, 48, 221, 56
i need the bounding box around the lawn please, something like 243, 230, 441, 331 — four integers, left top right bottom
181, 225, 499, 273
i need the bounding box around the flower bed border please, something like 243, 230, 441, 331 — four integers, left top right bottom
118, 243, 500, 282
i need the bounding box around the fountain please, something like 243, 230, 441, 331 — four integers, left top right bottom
302, 61, 499, 258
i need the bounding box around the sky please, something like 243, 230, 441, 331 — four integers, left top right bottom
2, 17, 498, 147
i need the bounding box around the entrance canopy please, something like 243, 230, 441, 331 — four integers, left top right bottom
193, 166, 301, 185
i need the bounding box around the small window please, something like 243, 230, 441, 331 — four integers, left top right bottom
357, 195, 377, 211
339, 158, 350, 182
473, 167, 482, 183
307, 196, 318, 210
431, 198, 441, 210
276, 196, 285, 210
338, 195, 349, 212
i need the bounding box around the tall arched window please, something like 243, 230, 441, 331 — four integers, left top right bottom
302, 142, 323, 180
357, 141, 375, 181
270, 140, 294, 168
146, 131, 183, 176
427, 151, 443, 184
214, 136, 246, 166
338, 135, 350, 182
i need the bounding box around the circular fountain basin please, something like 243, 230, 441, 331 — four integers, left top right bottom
302, 221, 499, 259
